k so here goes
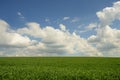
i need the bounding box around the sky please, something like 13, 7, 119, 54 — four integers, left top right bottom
0, 0, 120, 57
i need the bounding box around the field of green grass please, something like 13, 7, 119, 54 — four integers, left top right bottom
0, 57, 120, 80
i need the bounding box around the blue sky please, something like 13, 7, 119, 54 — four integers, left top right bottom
0, 0, 115, 30
0, 0, 120, 56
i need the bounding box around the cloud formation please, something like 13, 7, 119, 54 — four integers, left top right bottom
0, 20, 34, 48
88, 1, 120, 56
96, 1, 120, 26
0, 1, 120, 57
0, 19, 102, 56
17, 22, 102, 56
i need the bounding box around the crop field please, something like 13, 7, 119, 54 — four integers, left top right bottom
0, 57, 120, 80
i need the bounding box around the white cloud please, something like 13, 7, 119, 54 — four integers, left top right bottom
0, 19, 102, 56
17, 22, 102, 56
96, 1, 120, 27
88, 1, 120, 56
17, 22, 46, 38
59, 24, 66, 31
1, 1, 120, 57
0, 19, 9, 31
88, 26, 120, 56
79, 23, 97, 33
86, 23, 97, 30
0, 19, 35, 48
63, 17, 70, 20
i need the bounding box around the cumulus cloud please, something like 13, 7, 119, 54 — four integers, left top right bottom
0, 20, 35, 48
96, 1, 120, 27
88, 1, 120, 56
17, 22, 102, 56
0, 19, 102, 56
0, 19, 38, 56
1, 1, 120, 57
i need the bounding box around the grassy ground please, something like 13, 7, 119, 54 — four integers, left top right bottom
0, 57, 120, 80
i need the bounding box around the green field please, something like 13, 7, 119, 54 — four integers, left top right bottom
0, 57, 120, 80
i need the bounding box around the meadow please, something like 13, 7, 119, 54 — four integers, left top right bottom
0, 57, 120, 80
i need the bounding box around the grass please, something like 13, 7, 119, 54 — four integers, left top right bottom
0, 57, 120, 80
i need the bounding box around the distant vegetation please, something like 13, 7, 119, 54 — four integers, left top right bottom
0, 57, 120, 80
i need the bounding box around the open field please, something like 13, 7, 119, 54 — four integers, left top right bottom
0, 57, 120, 80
